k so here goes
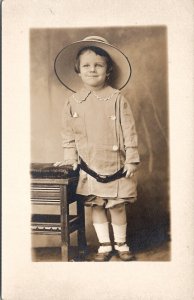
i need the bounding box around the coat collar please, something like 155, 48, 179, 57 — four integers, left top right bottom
72, 88, 91, 103
72, 86, 120, 103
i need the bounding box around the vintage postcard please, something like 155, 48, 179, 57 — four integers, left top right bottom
2, 1, 194, 299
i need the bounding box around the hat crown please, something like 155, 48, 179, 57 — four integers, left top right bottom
82, 36, 109, 44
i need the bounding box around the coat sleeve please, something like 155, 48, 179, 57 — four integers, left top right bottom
61, 100, 78, 165
120, 95, 140, 164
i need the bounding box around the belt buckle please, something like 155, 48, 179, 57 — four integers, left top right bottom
97, 174, 107, 183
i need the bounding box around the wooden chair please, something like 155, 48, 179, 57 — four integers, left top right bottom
31, 163, 87, 261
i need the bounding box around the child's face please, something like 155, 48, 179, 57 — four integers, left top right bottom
78, 50, 108, 90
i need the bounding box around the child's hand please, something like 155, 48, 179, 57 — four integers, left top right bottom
53, 161, 78, 170
123, 163, 138, 178
53, 161, 66, 167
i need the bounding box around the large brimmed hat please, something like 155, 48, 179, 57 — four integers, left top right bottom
54, 36, 132, 92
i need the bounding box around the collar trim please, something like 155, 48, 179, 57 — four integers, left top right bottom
72, 87, 120, 103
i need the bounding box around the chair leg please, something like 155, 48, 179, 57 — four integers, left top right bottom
60, 185, 70, 261
77, 198, 87, 259
61, 242, 69, 261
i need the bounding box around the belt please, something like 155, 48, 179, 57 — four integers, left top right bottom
79, 157, 126, 183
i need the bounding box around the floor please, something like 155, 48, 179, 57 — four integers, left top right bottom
32, 240, 170, 262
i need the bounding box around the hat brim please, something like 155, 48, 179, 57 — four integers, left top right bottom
54, 40, 132, 92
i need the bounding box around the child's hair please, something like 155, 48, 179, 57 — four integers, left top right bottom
74, 46, 113, 77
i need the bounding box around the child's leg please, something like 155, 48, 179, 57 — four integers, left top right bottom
92, 205, 108, 223
109, 203, 128, 248
92, 205, 112, 261
109, 203, 134, 261
109, 203, 127, 225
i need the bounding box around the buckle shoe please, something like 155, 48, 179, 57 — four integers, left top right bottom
115, 242, 136, 261
94, 242, 112, 262
94, 252, 112, 262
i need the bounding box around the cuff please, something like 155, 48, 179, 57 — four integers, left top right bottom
125, 147, 140, 164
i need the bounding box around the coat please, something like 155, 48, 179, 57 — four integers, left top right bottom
61, 85, 140, 199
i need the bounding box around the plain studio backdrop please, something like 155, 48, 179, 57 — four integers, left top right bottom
30, 27, 169, 253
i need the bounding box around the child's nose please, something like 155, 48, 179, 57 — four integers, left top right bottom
89, 65, 96, 72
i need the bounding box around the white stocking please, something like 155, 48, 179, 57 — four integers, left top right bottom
112, 223, 130, 251
93, 222, 112, 253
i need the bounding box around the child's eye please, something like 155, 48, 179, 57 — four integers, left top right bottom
96, 64, 104, 67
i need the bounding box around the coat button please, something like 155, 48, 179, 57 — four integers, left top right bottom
73, 112, 79, 118
110, 115, 116, 120
112, 145, 119, 151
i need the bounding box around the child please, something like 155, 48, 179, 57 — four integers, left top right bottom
54, 36, 140, 261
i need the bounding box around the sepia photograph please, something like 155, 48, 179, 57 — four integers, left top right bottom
30, 27, 170, 263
